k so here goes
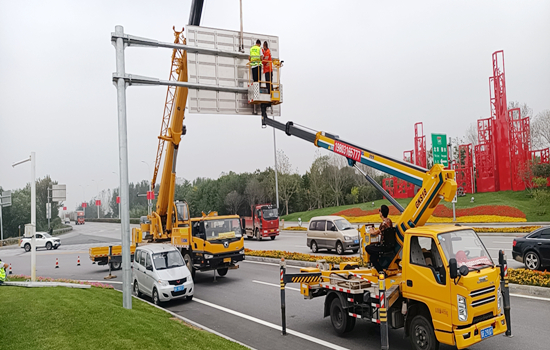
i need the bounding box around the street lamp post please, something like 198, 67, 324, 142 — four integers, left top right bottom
141, 160, 152, 215
12, 152, 37, 282
79, 184, 88, 216
92, 179, 103, 219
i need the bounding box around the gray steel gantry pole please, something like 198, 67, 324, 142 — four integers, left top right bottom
114, 25, 132, 309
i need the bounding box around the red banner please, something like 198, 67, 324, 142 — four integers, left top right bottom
63, 207, 67, 211
82, 202, 87, 208
95, 200, 101, 206
334, 141, 362, 162
147, 191, 155, 200
116, 196, 120, 204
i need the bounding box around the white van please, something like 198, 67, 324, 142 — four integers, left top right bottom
306, 216, 360, 255
133, 244, 194, 305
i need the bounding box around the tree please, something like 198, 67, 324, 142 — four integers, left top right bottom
276, 149, 300, 215
306, 152, 329, 209
244, 177, 267, 209
325, 154, 349, 206
224, 190, 243, 214
465, 122, 478, 146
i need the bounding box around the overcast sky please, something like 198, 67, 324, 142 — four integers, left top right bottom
1, 0, 549, 211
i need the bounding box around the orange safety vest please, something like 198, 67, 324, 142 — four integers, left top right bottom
262, 48, 272, 73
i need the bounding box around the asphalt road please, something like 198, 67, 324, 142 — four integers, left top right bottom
1, 222, 547, 350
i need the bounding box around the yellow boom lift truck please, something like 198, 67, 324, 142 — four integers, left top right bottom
262, 117, 512, 350
90, 28, 245, 277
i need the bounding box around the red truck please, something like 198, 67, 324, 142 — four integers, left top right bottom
242, 204, 279, 240
76, 211, 85, 225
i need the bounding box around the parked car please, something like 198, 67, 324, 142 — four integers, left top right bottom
307, 216, 360, 255
20, 232, 61, 252
512, 226, 550, 270
133, 244, 194, 305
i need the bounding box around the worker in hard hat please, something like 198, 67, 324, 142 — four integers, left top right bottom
249, 39, 263, 83
262, 41, 272, 93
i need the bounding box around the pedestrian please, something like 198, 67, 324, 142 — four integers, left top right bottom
262, 41, 272, 93
249, 39, 263, 83
0, 258, 8, 285
365, 205, 396, 272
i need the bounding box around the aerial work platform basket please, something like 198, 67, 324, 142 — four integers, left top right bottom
247, 59, 283, 105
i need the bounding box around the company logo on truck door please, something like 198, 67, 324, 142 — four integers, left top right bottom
334, 141, 362, 162
415, 188, 428, 208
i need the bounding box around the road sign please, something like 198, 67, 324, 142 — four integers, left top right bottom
46, 203, 51, 219
186, 25, 280, 116
63, 206, 67, 211
1, 191, 12, 207
52, 184, 66, 202
116, 196, 120, 204
431, 133, 448, 167
95, 200, 101, 206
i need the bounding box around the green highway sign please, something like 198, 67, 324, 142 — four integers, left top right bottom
431, 133, 448, 167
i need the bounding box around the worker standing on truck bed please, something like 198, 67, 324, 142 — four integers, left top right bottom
365, 205, 395, 272
249, 39, 263, 83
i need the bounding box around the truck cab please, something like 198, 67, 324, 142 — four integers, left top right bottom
243, 204, 279, 240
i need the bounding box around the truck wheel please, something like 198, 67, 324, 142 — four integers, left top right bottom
46, 242, 52, 250
310, 240, 318, 253
183, 252, 194, 277
330, 298, 354, 335
24, 243, 31, 252
111, 262, 121, 270
336, 241, 344, 255
217, 268, 228, 276
409, 314, 439, 350
270, 236, 276, 240
133, 280, 142, 298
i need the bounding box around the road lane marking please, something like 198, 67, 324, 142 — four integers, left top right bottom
510, 294, 550, 302
241, 260, 301, 269
252, 280, 300, 291
194, 297, 350, 350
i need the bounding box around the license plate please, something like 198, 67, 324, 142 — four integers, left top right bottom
223, 257, 231, 263
480, 326, 493, 339
354, 240, 359, 244
174, 285, 185, 292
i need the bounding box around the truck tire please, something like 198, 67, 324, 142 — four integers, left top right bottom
270, 236, 276, 240
217, 268, 228, 276
24, 243, 31, 252
46, 242, 52, 250
409, 314, 439, 350
111, 262, 121, 270
182, 251, 195, 278
153, 288, 162, 306
330, 298, 355, 335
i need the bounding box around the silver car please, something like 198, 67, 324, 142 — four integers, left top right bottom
306, 216, 360, 255
133, 244, 194, 305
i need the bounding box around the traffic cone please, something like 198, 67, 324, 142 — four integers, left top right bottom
55, 258, 59, 268
77, 256, 81, 266
9, 263, 13, 275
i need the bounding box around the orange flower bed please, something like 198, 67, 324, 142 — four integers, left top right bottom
335, 205, 526, 219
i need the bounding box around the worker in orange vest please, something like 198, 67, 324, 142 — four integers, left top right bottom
262, 41, 273, 94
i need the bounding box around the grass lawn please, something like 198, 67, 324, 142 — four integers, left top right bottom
282, 190, 550, 222
0, 286, 246, 350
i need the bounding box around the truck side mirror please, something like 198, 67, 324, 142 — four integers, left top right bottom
449, 258, 458, 279
458, 265, 469, 277
241, 218, 246, 230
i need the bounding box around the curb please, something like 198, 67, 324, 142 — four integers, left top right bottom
113, 289, 256, 350
509, 283, 550, 299
245, 256, 550, 299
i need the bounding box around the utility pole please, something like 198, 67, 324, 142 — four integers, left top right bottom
12, 152, 36, 282
273, 128, 280, 210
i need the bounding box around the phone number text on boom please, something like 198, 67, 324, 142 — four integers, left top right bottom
334, 141, 362, 162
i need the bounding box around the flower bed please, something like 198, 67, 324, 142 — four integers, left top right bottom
285, 226, 307, 231
245, 249, 549, 287
334, 204, 527, 223
509, 268, 550, 287
286, 224, 539, 234
6, 274, 114, 289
